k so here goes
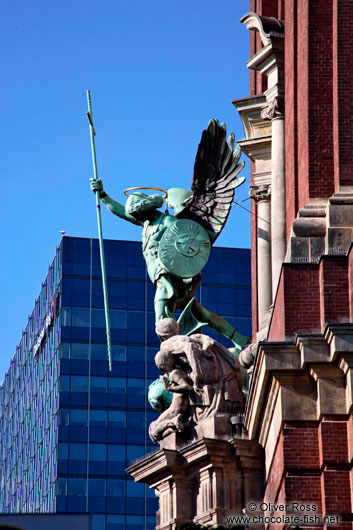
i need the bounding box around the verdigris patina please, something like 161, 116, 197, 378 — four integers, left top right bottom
90, 119, 248, 350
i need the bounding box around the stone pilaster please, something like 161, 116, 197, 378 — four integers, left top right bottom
249, 184, 272, 329
241, 13, 286, 302
233, 95, 272, 338
268, 108, 286, 300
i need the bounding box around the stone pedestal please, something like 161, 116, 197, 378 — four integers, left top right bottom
127, 436, 264, 530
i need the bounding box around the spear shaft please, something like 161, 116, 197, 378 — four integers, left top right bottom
86, 90, 112, 371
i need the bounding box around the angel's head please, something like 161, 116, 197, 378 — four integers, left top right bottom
167, 188, 192, 215
125, 192, 164, 218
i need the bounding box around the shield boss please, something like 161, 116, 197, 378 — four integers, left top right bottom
159, 219, 211, 279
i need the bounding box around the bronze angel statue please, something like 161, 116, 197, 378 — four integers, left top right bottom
90, 119, 249, 352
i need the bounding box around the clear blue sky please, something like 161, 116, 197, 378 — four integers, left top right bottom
1, 0, 251, 381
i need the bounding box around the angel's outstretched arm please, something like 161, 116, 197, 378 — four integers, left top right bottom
90, 178, 141, 226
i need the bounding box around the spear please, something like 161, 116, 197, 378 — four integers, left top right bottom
86, 90, 112, 371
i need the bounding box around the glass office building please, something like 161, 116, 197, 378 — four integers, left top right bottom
0, 236, 251, 530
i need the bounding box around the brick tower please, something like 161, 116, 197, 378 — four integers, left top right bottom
234, 0, 353, 527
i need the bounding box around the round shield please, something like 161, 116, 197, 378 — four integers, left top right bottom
159, 219, 211, 279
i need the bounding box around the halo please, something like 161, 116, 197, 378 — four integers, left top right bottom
124, 186, 168, 199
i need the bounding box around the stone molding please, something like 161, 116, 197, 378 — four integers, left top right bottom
244, 323, 353, 476
287, 187, 353, 263
127, 438, 264, 530
232, 94, 270, 140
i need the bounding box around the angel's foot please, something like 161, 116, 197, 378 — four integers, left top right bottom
229, 329, 250, 351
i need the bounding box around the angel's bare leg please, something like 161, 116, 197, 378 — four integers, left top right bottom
192, 299, 249, 351
154, 279, 175, 323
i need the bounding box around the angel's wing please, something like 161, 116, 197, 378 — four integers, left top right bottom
177, 119, 245, 242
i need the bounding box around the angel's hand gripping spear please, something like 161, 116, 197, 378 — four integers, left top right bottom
86, 90, 112, 371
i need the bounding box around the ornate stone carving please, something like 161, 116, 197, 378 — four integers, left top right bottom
148, 319, 244, 444
261, 97, 284, 120
249, 183, 271, 202
240, 13, 284, 47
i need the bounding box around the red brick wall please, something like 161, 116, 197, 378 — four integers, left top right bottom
268, 264, 321, 341
307, 0, 335, 201
250, 0, 353, 525
296, 0, 335, 209
283, 422, 320, 469
285, 475, 323, 510
333, 1, 353, 189
277, 0, 284, 20
319, 418, 349, 465
284, 0, 298, 240
323, 470, 352, 514
260, 0, 279, 17
296, 0, 310, 210
319, 256, 350, 331
283, 264, 320, 339
333, 0, 339, 193
269, 254, 352, 341
265, 422, 323, 519
265, 418, 353, 525
285, 0, 336, 226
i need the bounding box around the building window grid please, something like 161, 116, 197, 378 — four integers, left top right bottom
0, 239, 250, 528
0, 244, 62, 513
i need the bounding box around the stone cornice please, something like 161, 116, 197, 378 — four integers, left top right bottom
244, 324, 353, 476
126, 448, 181, 484
237, 136, 272, 161
232, 95, 271, 141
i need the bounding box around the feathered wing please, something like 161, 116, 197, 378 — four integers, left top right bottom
177, 119, 245, 242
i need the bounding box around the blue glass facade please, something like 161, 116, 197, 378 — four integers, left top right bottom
0, 236, 251, 530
